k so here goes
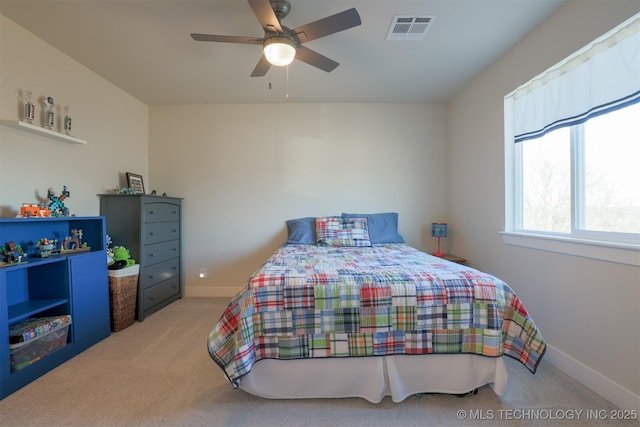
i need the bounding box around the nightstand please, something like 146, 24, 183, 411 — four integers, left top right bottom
443, 254, 467, 265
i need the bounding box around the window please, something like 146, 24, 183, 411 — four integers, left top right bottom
504, 13, 640, 265
519, 127, 571, 234
516, 102, 640, 239
581, 104, 640, 235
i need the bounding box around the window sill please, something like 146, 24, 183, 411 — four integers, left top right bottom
500, 232, 639, 267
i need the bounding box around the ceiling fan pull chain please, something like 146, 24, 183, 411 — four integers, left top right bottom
285, 65, 290, 101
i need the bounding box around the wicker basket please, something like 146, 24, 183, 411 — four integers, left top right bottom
108, 265, 139, 332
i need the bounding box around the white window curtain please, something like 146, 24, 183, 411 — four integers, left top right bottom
508, 12, 640, 143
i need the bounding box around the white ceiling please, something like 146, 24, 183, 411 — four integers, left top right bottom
0, 0, 566, 105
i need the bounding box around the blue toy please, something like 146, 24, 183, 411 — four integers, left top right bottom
47, 186, 71, 217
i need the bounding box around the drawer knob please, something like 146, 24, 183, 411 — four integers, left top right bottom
149, 232, 154, 236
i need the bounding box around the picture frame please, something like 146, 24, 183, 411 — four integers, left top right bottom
126, 172, 145, 194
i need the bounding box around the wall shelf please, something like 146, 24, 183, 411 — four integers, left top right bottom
0, 120, 87, 145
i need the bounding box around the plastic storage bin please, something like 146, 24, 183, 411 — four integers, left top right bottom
108, 264, 139, 332
9, 315, 72, 372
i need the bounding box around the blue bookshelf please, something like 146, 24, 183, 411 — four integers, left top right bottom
0, 216, 110, 399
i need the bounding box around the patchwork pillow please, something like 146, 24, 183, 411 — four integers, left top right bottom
286, 217, 316, 245
315, 216, 372, 247
342, 212, 405, 244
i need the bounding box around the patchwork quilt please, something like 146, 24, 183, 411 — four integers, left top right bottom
207, 244, 546, 387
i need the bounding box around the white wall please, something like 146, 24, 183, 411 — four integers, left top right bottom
0, 15, 148, 216
447, 0, 640, 411
149, 103, 447, 296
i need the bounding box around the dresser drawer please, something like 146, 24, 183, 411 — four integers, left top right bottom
144, 202, 180, 223
142, 240, 179, 266
142, 276, 180, 311
144, 221, 180, 245
140, 258, 180, 290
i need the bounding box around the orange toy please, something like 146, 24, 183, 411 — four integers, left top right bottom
20, 204, 50, 218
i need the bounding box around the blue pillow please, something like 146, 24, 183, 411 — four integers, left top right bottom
342, 212, 405, 244
286, 217, 316, 244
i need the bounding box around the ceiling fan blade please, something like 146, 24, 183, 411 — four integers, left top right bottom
295, 45, 339, 73
191, 34, 263, 44
248, 0, 283, 33
292, 8, 361, 43
250, 54, 271, 77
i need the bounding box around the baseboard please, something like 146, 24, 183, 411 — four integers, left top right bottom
545, 344, 640, 412
184, 286, 239, 298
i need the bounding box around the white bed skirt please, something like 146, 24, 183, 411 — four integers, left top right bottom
238, 354, 508, 403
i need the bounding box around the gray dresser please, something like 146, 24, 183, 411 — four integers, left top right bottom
99, 194, 183, 321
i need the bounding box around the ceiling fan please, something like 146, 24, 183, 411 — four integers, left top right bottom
191, 0, 361, 77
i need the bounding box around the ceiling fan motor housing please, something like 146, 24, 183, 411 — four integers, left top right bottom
270, 0, 291, 20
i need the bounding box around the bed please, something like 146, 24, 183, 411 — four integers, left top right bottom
207, 213, 546, 403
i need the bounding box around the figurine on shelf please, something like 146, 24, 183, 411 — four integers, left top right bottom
63, 105, 72, 135
1, 241, 25, 265
60, 228, 90, 253
47, 186, 71, 217
19, 203, 51, 218
43, 96, 55, 130
23, 90, 35, 123
72, 228, 83, 241
36, 238, 57, 258
114, 186, 135, 195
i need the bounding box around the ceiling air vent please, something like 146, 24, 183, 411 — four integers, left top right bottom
386, 15, 436, 40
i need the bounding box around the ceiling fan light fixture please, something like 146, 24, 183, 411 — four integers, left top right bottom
263, 36, 296, 66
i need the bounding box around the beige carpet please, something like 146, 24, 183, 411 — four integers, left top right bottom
0, 298, 632, 426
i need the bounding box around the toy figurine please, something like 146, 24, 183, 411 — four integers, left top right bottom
19, 203, 51, 218
114, 186, 135, 195
1, 241, 25, 265
60, 229, 89, 253
36, 238, 57, 258
23, 90, 35, 123
63, 105, 72, 135
47, 186, 71, 217
110, 246, 136, 269
43, 96, 55, 130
